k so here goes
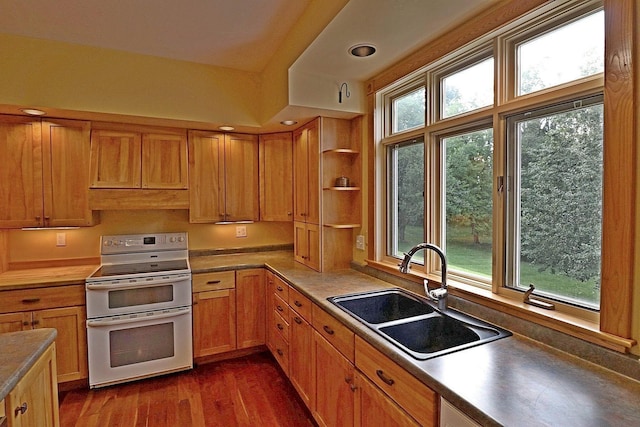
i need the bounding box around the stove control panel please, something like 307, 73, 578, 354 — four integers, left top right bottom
101, 232, 188, 254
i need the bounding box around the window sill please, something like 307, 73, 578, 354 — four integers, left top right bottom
366, 260, 636, 354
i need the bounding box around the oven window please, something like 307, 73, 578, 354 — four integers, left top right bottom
108, 285, 174, 309
110, 322, 175, 367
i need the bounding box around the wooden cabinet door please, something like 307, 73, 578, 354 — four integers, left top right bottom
188, 130, 224, 223
294, 221, 308, 265
89, 129, 141, 188
355, 372, 420, 427
236, 269, 266, 349
313, 331, 355, 427
225, 133, 259, 222
193, 289, 236, 357
42, 119, 95, 227
0, 116, 44, 228
294, 222, 321, 271
259, 132, 293, 221
293, 121, 319, 224
306, 120, 320, 225
289, 311, 314, 409
6, 343, 59, 427
35, 306, 88, 383
142, 132, 188, 189
0, 312, 30, 334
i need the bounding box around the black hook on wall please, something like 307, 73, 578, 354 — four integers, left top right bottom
339, 82, 350, 103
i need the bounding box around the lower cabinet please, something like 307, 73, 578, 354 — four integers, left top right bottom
0, 285, 87, 384
193, 288, 237, 356
354, 371, 420, 427
5, 342, 59, 427
236, 269, 266, 349
288, 292, 314, 409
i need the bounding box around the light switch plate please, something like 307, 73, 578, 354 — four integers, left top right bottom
356, 235, 365, 250
235, 226, 247, 238
56, 232, 66, 247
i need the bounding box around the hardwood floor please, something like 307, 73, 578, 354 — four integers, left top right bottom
59, 352, 316, 427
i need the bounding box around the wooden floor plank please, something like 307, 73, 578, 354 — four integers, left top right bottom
59, 352, 316, 427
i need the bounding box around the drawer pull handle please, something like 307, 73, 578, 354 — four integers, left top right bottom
206, 280, 221, 285
277, 323, 284, 330
15, 402, 28, 416
277, 305, 284, 312
31, 320, 40, 326
21, 298, 40, 304
294, 317, 302, 325
276, 286, 284, 292
323, 325, 334, 335
294, 300, 303, 307
277, 349, 284, 356
376, 370, 395, 386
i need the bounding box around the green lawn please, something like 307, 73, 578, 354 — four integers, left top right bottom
399, 224, 600, 306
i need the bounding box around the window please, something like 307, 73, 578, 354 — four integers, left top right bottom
442, 128, 493, 282
441, 57, 494, 118
391, 87, 425, 134
506, 96, 603, 309
387, 139, 425, 262
517, 10, 604, 96
378, 2, 604, 312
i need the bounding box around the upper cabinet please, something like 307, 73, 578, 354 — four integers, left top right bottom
293, 120, 320, 225
90, 125, 188, 189
259, 132, 293, 222
0, 115, 97, 228
189, 130, 259, 223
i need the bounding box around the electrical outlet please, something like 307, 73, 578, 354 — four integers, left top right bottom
235, 225, 247, 238
356, 235, 365, 250
56, 232, 66, 247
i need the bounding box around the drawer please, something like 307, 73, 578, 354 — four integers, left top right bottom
273, 309, 290, 342
288, 287, 311, 321
355, 336, 437, 427
0, 285, 85, 313
312, 305, 354, 363
271, 328, 289, 375
192, 271, 235, 292
273, 293, 289, 322
273, 275, 289, 300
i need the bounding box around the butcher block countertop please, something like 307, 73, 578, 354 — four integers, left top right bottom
192, 250, 640, 427
0, 265, 98, 291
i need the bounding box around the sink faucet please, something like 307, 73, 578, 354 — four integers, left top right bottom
399, 243, 448, 310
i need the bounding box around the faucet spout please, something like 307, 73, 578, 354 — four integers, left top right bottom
398, 243, 448, 310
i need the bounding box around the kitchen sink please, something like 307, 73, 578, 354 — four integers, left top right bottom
328, 289, 511, 360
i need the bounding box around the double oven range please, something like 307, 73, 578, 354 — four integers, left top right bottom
85, 232, 193, 388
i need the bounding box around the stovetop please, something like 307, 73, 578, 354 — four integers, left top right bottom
89, 259, 190, 279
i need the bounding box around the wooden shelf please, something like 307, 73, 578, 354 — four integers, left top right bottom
323, 186, 361, 191
322, 148, 360, 155
323, 223, 361, 229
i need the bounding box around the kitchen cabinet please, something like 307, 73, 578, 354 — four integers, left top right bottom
267, 272, 290, 374
0, 115, 96, 228
236, 268, 266, 349
0, 285, 87, 384
313, 331, 355, 427
89, 126, 188, 189
293, 120, 320, 224
259, 132, 293, 221
192, 271, 237, 357
189, 131, 259, 222
294, 221, 321, 271
354, 371, 420, 427
355, 336, 437, 427
4, 341, 59, 427
288, 288, 314, 409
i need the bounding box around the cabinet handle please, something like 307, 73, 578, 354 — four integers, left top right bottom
277, 323, 284, 330
376, 370, 395, 386
276, 305, 284, 312
323, 325, 334, 335
294, 317, 302, 325
276, 349, 284, 356
287, 212, 292, 216
206, 280, 221, 285
31, 319, 40, 326
21, 298, 40, 304
15, 402, 28, 416
22, 321, 30, 326
294, 300, 303, 308
276, 286, 284, 292
350, 383, 357, 392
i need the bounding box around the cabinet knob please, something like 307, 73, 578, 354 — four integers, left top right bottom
15, 402, 28, 416
287, 212, 292, 216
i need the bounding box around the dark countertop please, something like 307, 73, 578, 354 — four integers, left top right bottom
0, 328, 57, 401
192, 251, 640, 427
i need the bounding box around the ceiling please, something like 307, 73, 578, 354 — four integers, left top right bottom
0, 0, 497, 81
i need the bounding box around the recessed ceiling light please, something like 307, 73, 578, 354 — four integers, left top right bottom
21, 108, 46, 116
280, 120, 298, 126
349, 44, 376, 57
219, 125, 235, 131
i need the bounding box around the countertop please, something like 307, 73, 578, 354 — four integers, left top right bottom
192, 251, 640, 427
0, 265, 98, 290
0, 328, 57, 401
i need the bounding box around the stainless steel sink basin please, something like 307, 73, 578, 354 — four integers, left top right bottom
328, 289, 511, 360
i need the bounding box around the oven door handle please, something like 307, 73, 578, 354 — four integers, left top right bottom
86, 276, 189, 291
86, 307, 191, 327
